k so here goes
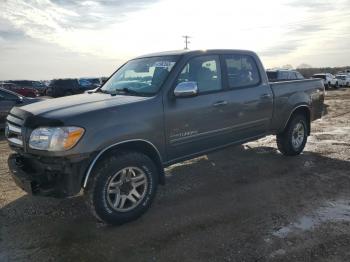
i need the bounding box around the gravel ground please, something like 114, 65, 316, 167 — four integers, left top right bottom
1, 88, 350, 262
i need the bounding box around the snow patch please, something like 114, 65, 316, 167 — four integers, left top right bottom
273, 199, 350, 238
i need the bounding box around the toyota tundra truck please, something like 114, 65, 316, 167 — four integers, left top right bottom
5, 50, 325, 225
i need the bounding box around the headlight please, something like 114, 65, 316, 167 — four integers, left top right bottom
29, 126, 85, 151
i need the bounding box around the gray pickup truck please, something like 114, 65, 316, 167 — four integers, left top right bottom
6, 50, 324, 224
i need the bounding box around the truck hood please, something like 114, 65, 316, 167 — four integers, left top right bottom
19, 92, 150, 117
22, 96, 48, 104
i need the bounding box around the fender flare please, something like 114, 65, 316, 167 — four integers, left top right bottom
281, 105, 311, 134
82, 139, 163, 188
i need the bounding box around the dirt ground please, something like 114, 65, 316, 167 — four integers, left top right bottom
1, 88, 350, 262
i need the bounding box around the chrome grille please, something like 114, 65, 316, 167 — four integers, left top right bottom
6, 113, 24, 148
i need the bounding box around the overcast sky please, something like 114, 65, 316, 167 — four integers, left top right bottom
0, 0, 349, 80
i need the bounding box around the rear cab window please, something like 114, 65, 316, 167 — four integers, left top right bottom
296, 72, 304, 79
288, 72, 297, 80
313, 75, 326, 80
280, 71, 289, 80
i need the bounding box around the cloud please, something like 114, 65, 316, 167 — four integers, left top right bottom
286, 0, 335, 11
291, 24, 326, 34
0, 18, 27, 44
0, 35, 122, 80
258, 23, 325, 57
0, 0, 350, 79
0, 29, 25, 40
259, 42, 300, 57
7, 0, 161, 29
0, 0, 161, 59
0, 0, 161, 41
258, 0, 350, 67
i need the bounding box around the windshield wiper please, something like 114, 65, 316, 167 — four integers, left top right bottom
122, 88, 140, 95
95, 88, 109, 94
111, 88, 142, 96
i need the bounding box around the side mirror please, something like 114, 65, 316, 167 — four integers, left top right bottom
174, 81, 198, 98
16, 96, 24, 104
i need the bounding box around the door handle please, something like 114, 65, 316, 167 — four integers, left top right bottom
213, 101, 228, 107
260, 93, 271, 99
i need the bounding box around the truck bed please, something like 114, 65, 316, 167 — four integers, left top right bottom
269, 78, 325, 133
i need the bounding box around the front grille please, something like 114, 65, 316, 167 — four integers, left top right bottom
6, 113, 25, 148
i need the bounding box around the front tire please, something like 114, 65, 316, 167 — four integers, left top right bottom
277, 114, 308, 156
85, 151, 158, 225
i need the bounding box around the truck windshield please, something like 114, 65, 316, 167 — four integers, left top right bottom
101, 56, 178, 96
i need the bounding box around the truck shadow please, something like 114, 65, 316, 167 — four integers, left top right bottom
1, 144, 350, 261
0, 131, 6, 141
327, 87, 349, 92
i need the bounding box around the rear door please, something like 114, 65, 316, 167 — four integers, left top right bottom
220, 54, 274, 140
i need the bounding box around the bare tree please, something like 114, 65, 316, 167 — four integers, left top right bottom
281, 64, 294, 69
297, 63, 312, 69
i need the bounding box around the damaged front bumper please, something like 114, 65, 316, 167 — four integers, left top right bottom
8, 153, 91, 198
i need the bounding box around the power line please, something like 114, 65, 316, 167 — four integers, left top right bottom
182, 35, 191, 50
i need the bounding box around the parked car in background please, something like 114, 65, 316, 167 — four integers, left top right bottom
79, 78, 102, 91
0, 87, 45, 128
311, 73, 338, 89
7, 80, 46, 96
266, 69, 304, 82
1, 82, 39, 97
32, 81, 48, 95
335, 75, 350, 87
46, 79, 82, 97
337, 69, 350, 75
5, 49, 325, 225
82, 77, 108, 94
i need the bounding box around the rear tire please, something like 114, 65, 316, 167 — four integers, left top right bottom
84, 151, 158, 225
277, 114, 308, 156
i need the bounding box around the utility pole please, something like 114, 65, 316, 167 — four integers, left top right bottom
182, 35, 191, 50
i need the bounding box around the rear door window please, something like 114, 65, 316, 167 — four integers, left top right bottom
223, 54, 260, 88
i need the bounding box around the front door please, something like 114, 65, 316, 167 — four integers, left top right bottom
164, 55, 232, 161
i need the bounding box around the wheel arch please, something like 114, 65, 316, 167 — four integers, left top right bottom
282, 105, 311, 135
82, 139, 165, 188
